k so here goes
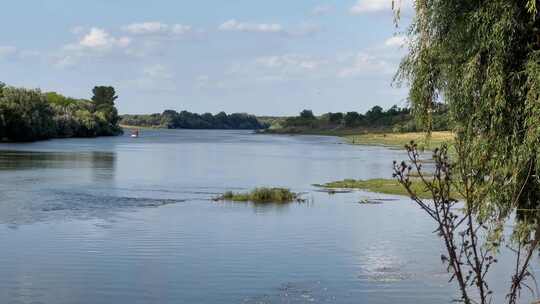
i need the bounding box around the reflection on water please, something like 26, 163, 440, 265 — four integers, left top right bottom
0, 150, 115, 170
0, 130, 534, 304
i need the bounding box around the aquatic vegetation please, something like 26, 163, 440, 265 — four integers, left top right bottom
315, 178, 461, 199
357, 199, 384, 205
216, 188, 301, 203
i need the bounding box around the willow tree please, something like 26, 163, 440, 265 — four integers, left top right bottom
394, 0, 540, 303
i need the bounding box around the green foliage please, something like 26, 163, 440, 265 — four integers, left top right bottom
299, 109, 315, 120
0, 87, 56, 141
218, 187, 299, 203
91, 86, 120, 127
395, 1, 540, 302
0, 83, 122, 142
45, 92, 78, 108
92, 86, 117, 109
397, 0, 540, 239
327, 112, 344, 124
121, 110, 265, 130
277, 105, 449, 132
344, 111, 363, 127
365, 105, 383, 122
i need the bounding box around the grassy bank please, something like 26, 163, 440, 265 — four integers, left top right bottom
314, 178, 426, 198
344, 131, 454, 150
215, 187, 301, 203
120, 124, 159, 130
263, 128, 454, 150
316, 178, 464, 199
260, 127, 382, 136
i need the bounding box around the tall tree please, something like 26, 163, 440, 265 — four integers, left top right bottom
395, 0, 540, 303
299, 109, 315, 120
91, 86, 118, 111
91, 86, 120, 127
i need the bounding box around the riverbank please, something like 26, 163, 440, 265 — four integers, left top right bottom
344, 131, 454, 150
262, 128, 454, 150
260, 127, 376, 136
315, 177, 461, 199
314, 179, 422, 198
120, 124, 159, 130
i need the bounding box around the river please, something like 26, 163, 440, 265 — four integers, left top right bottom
0, 129, 533, 303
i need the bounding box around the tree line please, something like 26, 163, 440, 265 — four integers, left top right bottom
0, 82, 122, 142
121, 110, 266, 130
279, 104, 449, 132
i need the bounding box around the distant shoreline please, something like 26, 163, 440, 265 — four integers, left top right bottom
119, 124, 159, 130
120, 123, 453, 151
260, 127, 453, 150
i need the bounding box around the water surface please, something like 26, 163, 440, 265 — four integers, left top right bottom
0, 130, 532, 303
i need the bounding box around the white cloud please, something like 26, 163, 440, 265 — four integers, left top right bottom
123, 64, 177, 92
384, 35, 407, 48
53, 54, 78, 69
311, 5, 333, 16
222, 54, 329, 86
124, 22, 169, 35
68, 27, 131, 51
55, 28, 131, 68
219, 19, 283, 33
288, 23, 321, 37
350, 0, 412, 14
18, 50, 41, 59
171, 24, 192, 35
208, 44, 398, 90
123, 22, 192, 36
143, 64, 174, 79
256, 55, 326, 71
0, 46, 40, 61
338, 52, 391, 78
218, 19, 321, 37
0, 46, 17, 59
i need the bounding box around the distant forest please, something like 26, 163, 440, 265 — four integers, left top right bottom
265, 104, 450, 133
0, 82, 122, 142
121, 111, 266, 130
122, 104, 450, 133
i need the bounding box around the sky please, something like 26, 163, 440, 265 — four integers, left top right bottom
0, 0, 414, 115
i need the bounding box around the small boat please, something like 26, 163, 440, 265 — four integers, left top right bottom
130, 128, 140, 138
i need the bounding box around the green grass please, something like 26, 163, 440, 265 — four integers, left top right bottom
344, 131, 454, 150
217, 187, 300, 203
315, 178, 443, 199
316, 178, 463, 199
261, 128, 454, 151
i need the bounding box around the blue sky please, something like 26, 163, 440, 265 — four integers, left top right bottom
0, 0, 413, 115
